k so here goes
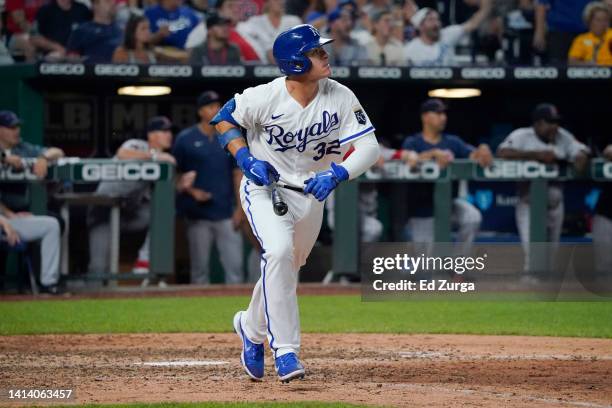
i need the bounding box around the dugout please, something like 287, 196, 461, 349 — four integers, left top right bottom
0, 64, 611, 283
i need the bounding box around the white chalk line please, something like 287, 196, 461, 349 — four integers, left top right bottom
135, 360, 230, 367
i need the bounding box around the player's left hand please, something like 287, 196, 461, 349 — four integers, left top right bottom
303, 162, 349, 201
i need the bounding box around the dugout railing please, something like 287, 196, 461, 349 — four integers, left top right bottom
332, 159, 612, 279
0, 159, 175, 281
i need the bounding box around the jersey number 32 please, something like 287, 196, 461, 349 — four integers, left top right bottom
312, 140, 341, 161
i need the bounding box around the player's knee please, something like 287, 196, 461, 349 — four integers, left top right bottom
264, 240, 293, 263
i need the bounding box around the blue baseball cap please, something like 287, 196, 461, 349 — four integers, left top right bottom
420, 98, 447, 114
0, 110, 22, 127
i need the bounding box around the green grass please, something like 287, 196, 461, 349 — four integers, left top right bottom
1, 295, 611, 337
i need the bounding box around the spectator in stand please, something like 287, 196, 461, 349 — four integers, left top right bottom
568, 2, 612, 65
66, 0, 122, 63
189, 12, 242, 64
30, 0, 92, 61
144, 0, 201, 49
0, 19, 16, 65
113, 14, 158, 63
215, 0, 261, 62
404, 0, 492, 66
364, 9, 404, 65
399, 99, 492, 275
497, 104, 590, 276
326, 5, 370, 65
4, 0, 46, 61
533, 0, 591, 64
236, 0, 302, 63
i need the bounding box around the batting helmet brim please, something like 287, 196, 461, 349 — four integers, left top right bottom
301, 37, 334, 54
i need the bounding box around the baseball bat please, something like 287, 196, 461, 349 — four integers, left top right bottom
271, 184, 288, 216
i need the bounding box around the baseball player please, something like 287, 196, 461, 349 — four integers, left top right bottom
497, 103, 590, 275
212, 24, 380, 382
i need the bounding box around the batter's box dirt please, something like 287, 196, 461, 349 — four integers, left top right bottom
1, 333, 611, 408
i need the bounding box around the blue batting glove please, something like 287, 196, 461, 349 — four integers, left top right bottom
235, 147, 280, 186
303, 162, 349, 201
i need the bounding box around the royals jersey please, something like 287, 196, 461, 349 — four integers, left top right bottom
232, 76, 375, 188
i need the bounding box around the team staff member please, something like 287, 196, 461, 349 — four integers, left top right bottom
88, 116, 176, 277
497, 103, 590, 273
400, 99, 492, 262
213, 24, 380, 382
173, 91, 245, 285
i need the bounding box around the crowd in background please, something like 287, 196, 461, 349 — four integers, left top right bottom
1, 0, 611, 66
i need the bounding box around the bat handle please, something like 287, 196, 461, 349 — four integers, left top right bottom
271, 185, 288, 216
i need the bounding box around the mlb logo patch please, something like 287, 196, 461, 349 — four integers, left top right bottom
353, 107, 366, 125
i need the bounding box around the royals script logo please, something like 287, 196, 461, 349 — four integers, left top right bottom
264, 110, 340, 152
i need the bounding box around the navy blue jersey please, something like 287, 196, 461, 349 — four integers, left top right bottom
144, 5, 200, 49
401, 133, 474, 217
173, 125, 236, 221
66, 22, 122, 63
401, 133, 474, 158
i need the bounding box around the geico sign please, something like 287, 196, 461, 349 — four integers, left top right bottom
602, 162, 612, 178
513, 67, 558, 79
483, 161, 558, 178
40, 63, 85, 75
409, 68, 453, 79
253, 66, 281, 77
461, 67, 506, 79
567, 67, 611, 79
358, 67, 402, 79
0, 167, 38, 181
366, 161, 440, 180
81, 163, 161, 181
148, 65, 193, 77
201, 65, 245, 77
94, 64, 139, 76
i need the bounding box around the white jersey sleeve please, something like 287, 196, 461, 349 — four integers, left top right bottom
232, 84, 267, 131
335, 83, 375, 146
557, 127, 590, 161
498, 128, 531, 151
440, 25, 465, 47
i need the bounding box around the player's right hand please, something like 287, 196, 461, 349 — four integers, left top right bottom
236, 148, 280, 186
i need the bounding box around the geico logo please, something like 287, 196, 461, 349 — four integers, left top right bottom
367, 161, 440, 179
358, 67, 402, 79
148, 65, 193, 77
253, 66, 281, 77
603, 162, 612, 178
567, 67, 611, 79
40, 63, 85, 75
513, 67, 558, 79
461, 67, 505, 79
0, 168, 38, 180
94, 64, 140, 76
484, 161, 558, 178
81, 163, 161, 181
409, 68, 453, 79
201, 65, 245, 77
331, 67, 350, 78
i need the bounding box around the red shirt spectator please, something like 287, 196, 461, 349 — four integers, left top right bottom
5, 0, 47, 34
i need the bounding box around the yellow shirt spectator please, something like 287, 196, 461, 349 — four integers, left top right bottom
568, 29, 612, 65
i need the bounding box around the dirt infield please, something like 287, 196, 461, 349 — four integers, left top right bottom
1, 333, 611, 408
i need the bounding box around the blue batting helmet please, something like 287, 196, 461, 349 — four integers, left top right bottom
273, 24, 333, 75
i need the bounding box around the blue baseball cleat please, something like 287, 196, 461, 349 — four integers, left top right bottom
275, 352, 305, 383
233, 311, 264, 381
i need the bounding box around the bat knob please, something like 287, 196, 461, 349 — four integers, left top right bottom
273, 201, 288, 216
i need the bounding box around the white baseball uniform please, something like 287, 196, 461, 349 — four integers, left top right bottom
232, 76, 376, 358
